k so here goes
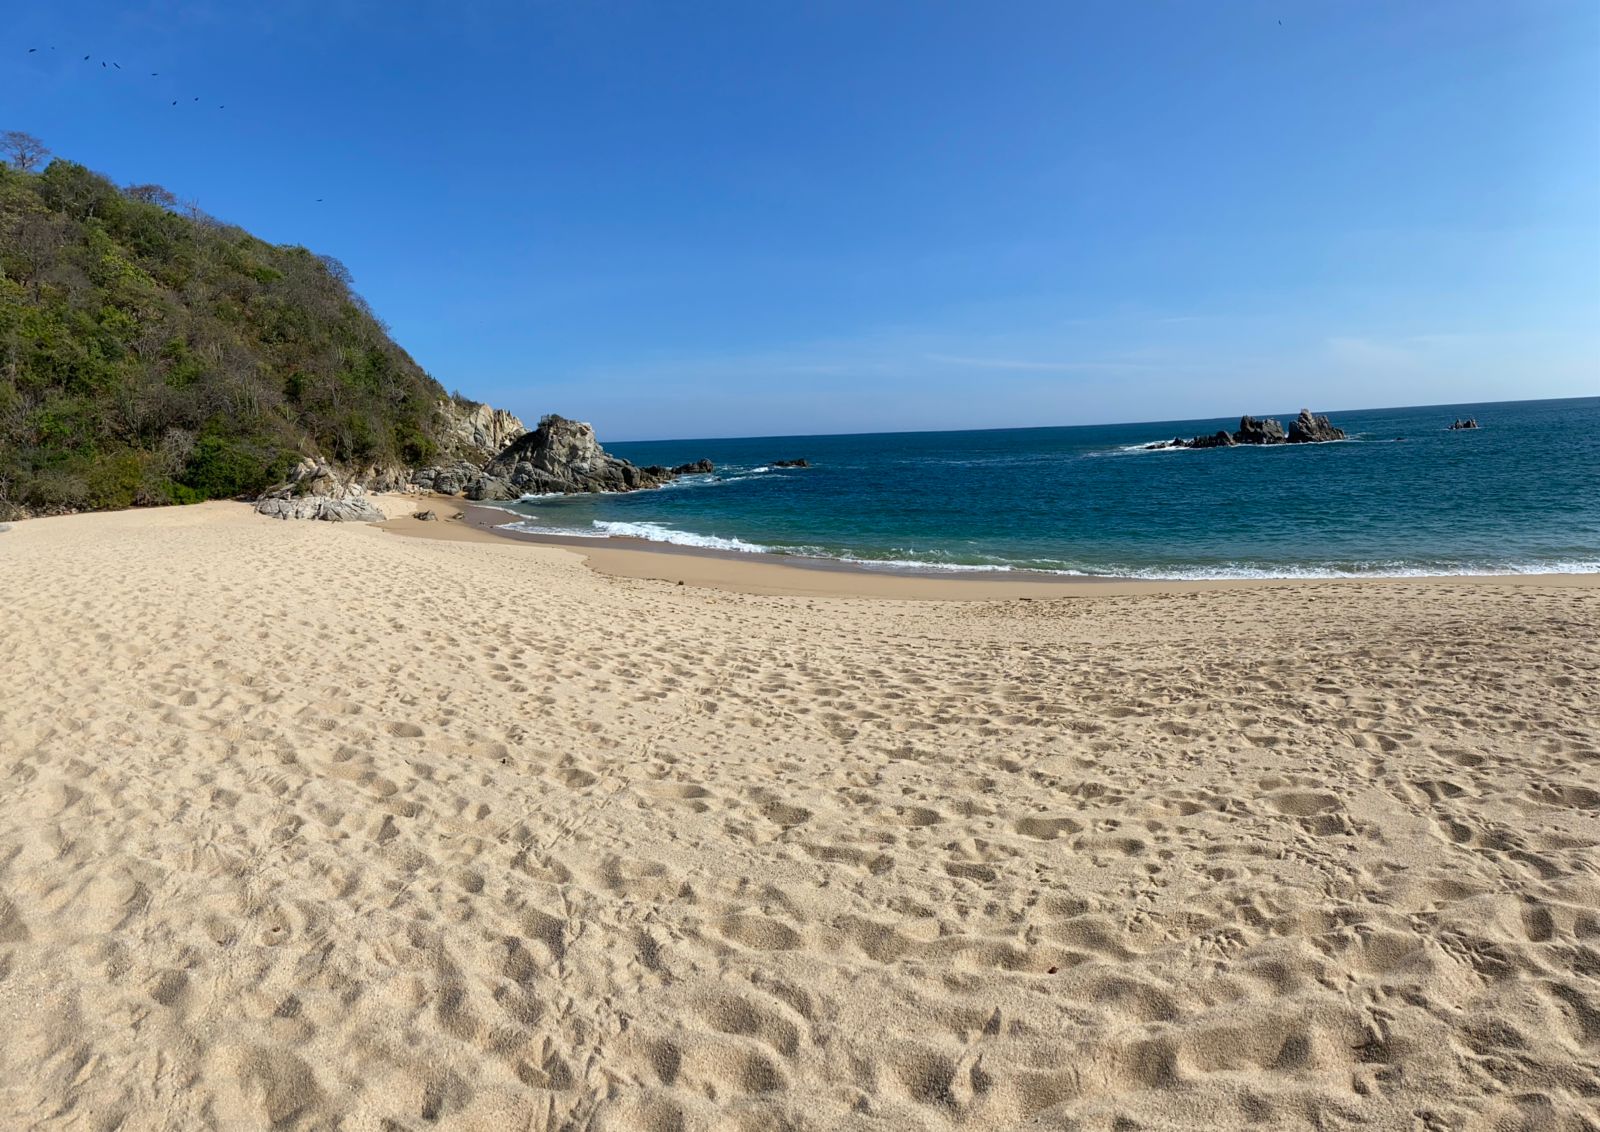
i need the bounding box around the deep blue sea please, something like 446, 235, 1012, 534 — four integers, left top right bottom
497, 397, 1600, 579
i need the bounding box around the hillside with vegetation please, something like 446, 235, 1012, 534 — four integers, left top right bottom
0, 137, 483, 519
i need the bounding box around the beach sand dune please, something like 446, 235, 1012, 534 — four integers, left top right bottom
1, 502, 1597, 1129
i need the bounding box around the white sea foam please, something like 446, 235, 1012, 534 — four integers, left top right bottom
589, 521, 772, 553
496, 519, 610, 538
495, 517, 1599, 582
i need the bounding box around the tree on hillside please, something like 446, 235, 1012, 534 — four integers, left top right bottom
124, 183, 179, 209
1, 130, 49, 172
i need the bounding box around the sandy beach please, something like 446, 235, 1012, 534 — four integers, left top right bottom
2, 499, 1597, 1130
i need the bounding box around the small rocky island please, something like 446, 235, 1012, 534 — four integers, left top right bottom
1146, 408, 1347, 450
1448, 418, 1480, 430
257, 413, 713, 521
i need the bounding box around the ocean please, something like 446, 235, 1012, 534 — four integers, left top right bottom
496, 397, 1600, 580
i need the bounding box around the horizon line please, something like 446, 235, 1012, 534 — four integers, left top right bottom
602, 393, 1596, 447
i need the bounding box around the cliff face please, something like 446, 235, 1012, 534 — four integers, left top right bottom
435, 399, 528, 462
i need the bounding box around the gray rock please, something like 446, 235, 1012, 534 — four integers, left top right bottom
254, 457, 385, 522
434, 399, 528, 460
484, 414, 678, 494
1235, 415, 1288, 445
1287, 408, 1346, 444
1154, 408, 1345, 450
255, 495, 385, 522
465, 475, 518, 501
672, 459, 716, 474
415, 510, 438, 521
1448, 418, 1480, 430
0, 523, 10, 534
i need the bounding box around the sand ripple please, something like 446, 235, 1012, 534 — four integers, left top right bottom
0, 502, 1597, 1129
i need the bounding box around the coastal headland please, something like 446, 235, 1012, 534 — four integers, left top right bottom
2, 499, 1596, 1129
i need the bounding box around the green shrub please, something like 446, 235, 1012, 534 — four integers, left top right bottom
0, 151, 472, 513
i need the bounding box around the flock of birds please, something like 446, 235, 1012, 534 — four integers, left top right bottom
24, 46, 224, 110
21, 44, 329, 202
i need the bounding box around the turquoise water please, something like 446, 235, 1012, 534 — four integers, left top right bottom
497, 397, 1600, 579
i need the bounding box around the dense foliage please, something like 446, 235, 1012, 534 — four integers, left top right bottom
0, 156, 455, 517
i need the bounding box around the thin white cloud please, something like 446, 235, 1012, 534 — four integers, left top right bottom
924, 353, 1154, 373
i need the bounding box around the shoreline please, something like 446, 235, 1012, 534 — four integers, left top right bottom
378, 494, 1600, 600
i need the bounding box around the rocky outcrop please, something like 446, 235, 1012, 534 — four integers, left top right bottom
435, 399, 528, 461
254, 458, 386, 522
772, 458, 810, 468
1449, 418, 1480, 430
1287, 409, 1346, 444
1235, 415, 1288, 445
672, 459, 715, 475
481, 415, 679, 495
1147, 410, 1346, 450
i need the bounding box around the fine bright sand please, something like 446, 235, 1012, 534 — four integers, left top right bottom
1, 500, 1598, 1131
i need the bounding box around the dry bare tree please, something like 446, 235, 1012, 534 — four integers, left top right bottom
1, 130, 49, 172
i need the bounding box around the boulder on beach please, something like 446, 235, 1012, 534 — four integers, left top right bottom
254, 458, 386, 522
465, 475, 519, 502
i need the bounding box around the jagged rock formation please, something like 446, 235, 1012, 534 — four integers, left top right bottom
772, 458, 810, 468
1236, 415, 1289, 445
254, 458, 386, 522
436, 400, 528, 461
258, 413, 710, 515
1449, 418, 1480, 430
1147, 410, 1347, 450
1287, 409, 1346, 443
480, 415, 680, 495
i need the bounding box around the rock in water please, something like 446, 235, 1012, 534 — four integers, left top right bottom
1235, 415, 1288, 445
671, 459, 715, 475
484, 415, 675, 494
1287, 408, 1347, 443
1158, 409, 1346, 450
772, 458, 810, 468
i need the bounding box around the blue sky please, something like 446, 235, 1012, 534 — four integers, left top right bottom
7, 1, 1597, 440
